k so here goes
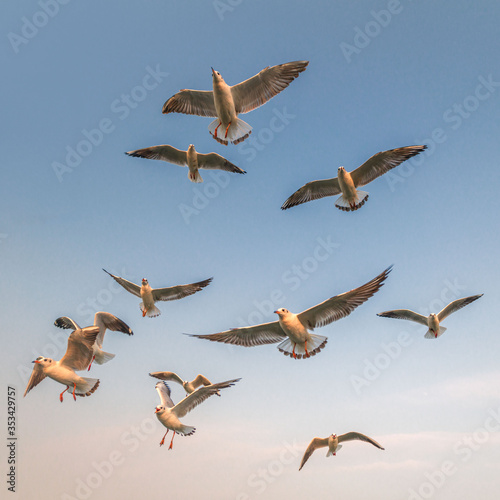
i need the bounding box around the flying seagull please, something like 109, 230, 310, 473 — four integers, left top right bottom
299, 432, 385, 470
187, 266, 392, 359
125, 144, 245, 183
149, 371, 221, 396
377, 294, 483, 338
162, 61, 309, 145
54, 312, 133, 370
281, 145, 426, 211
24, 328, 100, 402
154, 378, 240, 449
102, 269, 212, 318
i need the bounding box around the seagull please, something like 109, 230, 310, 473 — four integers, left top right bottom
125, 144, 246, 183
24, 328, 100, 402
281, 145, 427, 211
54, 312, 133, 370
299, 432, 385, 470
377, 294, 483, 338
187, 266, 392, 359
102, 269, 212, 318
162, 61, 309, 145
149, 371, 221, 396
154, 378, 240, 449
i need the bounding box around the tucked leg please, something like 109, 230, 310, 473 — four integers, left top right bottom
214, 122, 221, 138
224, 122, 232, 138
72, 383, 77, 401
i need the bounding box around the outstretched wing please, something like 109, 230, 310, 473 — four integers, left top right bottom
172, 379, 240, 419
191, 374, 213, 390
298, 267, 392, 329
23, 362, 47, 397
281, 178, 341, 210
125, 145, 188, 166
60, 327, 99, 371
162, 89, 217, 117
94, 312, 133, 347
231, 61, 309, 114
338, 432, 384, 450
437, 294, 483, 322
102, 269, 141, 298
155, 381, 175, 408
54, 316, 81, 331
299, 437, 329, 471
152, 277, 212, 302
377, 309, 428, 326
149, 371, 184, 386
197, 153, 246, 174
350, 145, 427, 188
187, 321, 286, 347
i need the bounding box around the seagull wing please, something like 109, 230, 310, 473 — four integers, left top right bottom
60, 327, 99, 371
125, 145, 187, 166
299, 437, 329, 471
102, 269, 141, 298
94, 312, 133, 347
377, 309, 428, 326
23, 363, 47, 397
231, 60, 309, 114
338, 432, 384, 450
54, 316, 81, 331
172, 379, 240, 419
196, 153, 246, 174
187, 321, 286, 347
298, 266, 392, 329
350, 145, 427, 188
191, 374, 213, 390
149, 371, 185, 386
162, 89, 217, 117
281, 178, 341, 210
152, 277, 212, 302
437, 294, 483, 322
155, 381, 175, 408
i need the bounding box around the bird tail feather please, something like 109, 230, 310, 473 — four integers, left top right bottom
94, 350, 116, 365
179, 425, 196, 436
335, 191, 369, 212
140, 303, 161, 318
188, 170, 203, 183
277, 334, 328, 360
208, 117, 252, 146
75, 378, 100, 397
425, 326, 447, 339
327, 444, 341, 457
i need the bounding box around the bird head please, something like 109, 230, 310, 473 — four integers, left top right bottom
211, 68, 224, 83
338, 166, 346, 175
274, 308, 290, 317
142, 278, 148, 286
33, 356, 53, 366
332, 433, 337, 439
154, 405, 164, 414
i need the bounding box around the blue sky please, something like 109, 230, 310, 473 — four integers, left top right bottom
1, 1, 500, 499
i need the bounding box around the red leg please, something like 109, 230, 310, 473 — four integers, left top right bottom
88, 355, 95, 371
72, 383, 77, 401
224, 122, 232, 138
160, 429, 169, 447
292, 343, 297, 359
142, 309, 147, 317
305, 340, 310, 358
168, 432, 175, 450
59, 386, 69, 403
214, 121, 221, 138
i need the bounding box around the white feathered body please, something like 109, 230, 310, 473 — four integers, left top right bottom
186, 144, 202, 183
155, 407, 195, 437
39, 359, 98, 394
336, 167, 368, 211
140, 282, 161, 317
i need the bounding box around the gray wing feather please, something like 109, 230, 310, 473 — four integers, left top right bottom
437, 294, 483, 322
60, 327, 99, 371
162, 89, 217, 117
281, 178, 341, 210
54, 316, 81, 331
152, 277, 213, 302
298, 267, 392, 329
197, 153, 246, 174
231, 61, 309, 114
351, 145, 427, 187
377, 309, 428, 326
338, 432, 385, 450
150, 371, 184, 386
102, 269, 141, 298
125, 145, 187, 166
187, 321, 286, 347
155, 381, 175, 408
23, 363, 47, 397
94, 312, 133, 346
299, 437, 329, 471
